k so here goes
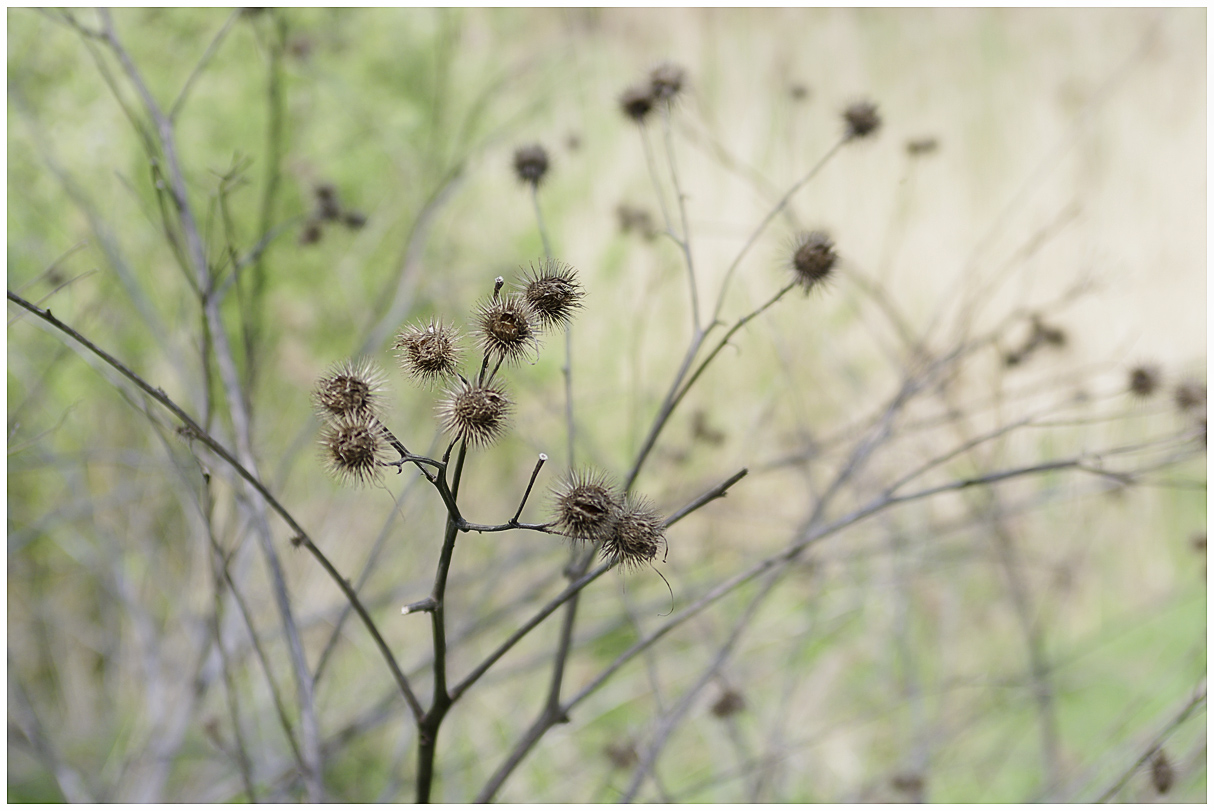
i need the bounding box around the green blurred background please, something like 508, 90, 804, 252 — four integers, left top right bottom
8, 8, 1206, 802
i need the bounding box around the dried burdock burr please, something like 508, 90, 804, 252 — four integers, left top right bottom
601, 495, 666, 569
551, 470, 623, 541
518, 259, 584, 331
843, 100, 882, 140
1174, 379, 1206, 413
1128, 364, 1161, 398
299, 220, 323, 246
790, 230, 837, 293
313, 358, 387, 422
342, 211, 368, 230
649, 62, 686, 104
710, 689, 746, 719
438, 378, 513, 447
320, 414, 389, 486
315, 183, 342, 221
619, 84, 654, 123
394, 318, 464, 387
513, 143, 550, 186
906, 136, 939, 156
1150, 748, 1174, 794
474, 293, 540, 366
604, 741, 639, 771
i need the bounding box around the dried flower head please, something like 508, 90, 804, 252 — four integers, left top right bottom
619, 84, 654, 122
394, 318, 464, 387
438, 378, 512, 446
790, 231, 837, 293
315, 183, 341, 221
313, 358, 387, 422
601, 495, 666, 569
320, 415, 388, 486
1151, 749, 1174, 794
299, 221, 323, 245
844, 100, 881, 140
1128, 364, 1161, 398
518, 260, 584, 331
1174, 379, 1207, 413
710, 689, 746, 719
474, 294, 539, 365
906, 136, 939, 156
342, 211, 367, 230
604, 741, 639, 771
552, 470, 623, 541
513, 144, 550, 186
649, 62, 686, 103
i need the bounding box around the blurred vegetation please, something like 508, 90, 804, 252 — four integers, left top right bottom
8, 7, 1206, 803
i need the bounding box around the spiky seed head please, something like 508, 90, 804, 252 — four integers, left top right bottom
394, 318, 463, 387
1128, 364, 1161, 398
474, 294, 539, 365
1174, 379, 1207, 413
844, 100, 881, 140
604, 741, 639, 771
438, 378, 512, 447
601, 495, 666, 569
552, 470, 623, 541
320, 415, 388, 486
315, 183, 341, 221
300, 221, 323, 245
518, 260, 584, 331
906, 136, 939, 156
513, 143, 550, 186
619, 84, 654, 122
710, 689, 746, 719
649, 62, 686, 103
1151, 749, 1174, 794
791, 231, 837, 293
313, 358, 387, 422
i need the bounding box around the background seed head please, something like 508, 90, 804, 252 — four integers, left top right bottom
1128, 364, 1161, 398
552, 470, 624, 541
619, 84, 654, 122
394, 318, 463, 387
844, 100, 882, 140
313, 358, 387, 422
601, 495, 666, 569
791, 231, 837, 293
320, 415, 388, 486
1173, 379, 1206, 413
649, 62, 686, 103
474, 294, 540, 365
513, 143, 550, 186
438, 378, 513, 446
518, 260, 584, 331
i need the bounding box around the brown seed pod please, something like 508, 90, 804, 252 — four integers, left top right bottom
1174, 379, 1207, 413
320, 414, 388, 486
790, 231, 837, 293
518, 260, 584, 331
619, 84, 654, 122
438, 378, 512, 447
1150, 749, 1174, 794
513, 143, 550, 186
843, 100, 881, 140
601, 495, 666, 569
474, 294, 540, 366
552, 470, 623, 541
313, 358, 387, 422
649, 62, 686, 103
710, 689, 746, 719
1128, 364, 1161, 398
394, 318, 464, 387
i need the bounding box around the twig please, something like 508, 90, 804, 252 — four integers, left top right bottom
6, 291, 425, 725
